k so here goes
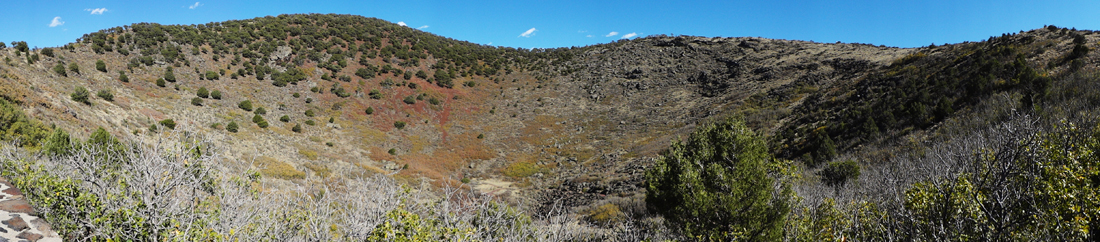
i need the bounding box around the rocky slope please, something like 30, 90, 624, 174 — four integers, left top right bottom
0, 15, 1096, 222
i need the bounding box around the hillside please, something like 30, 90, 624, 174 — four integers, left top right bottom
0, 14, 1099, 240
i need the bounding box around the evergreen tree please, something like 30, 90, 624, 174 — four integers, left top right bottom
645, 118, 790, 241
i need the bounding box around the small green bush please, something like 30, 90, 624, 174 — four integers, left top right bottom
388, 148, 397, 155
205, 71, 219, 80
239, 100, 253, 111
96, 89, 113, 102
226, 121, 239, 133
156, 78, 166, 87
292, 123, 302, 133
95, 60, 107, 72
255, 107, 267, 115
293, 93, 300, 98
118, 71, 129, 82
163, 67, 176, 82
40, 48, 54, 57
210, 90, 222, 100
403, 95, 417, 104
252, 114, 264, 124
159, 119, 176, 130
71, 87, 90, 104
429, 97, 441, 105
394, 121, 406, 130
305, 109, 315, 117
54, 63, 67, 77
365, 107, 374, 115
369, 89, 382, 99
191, 97, 203, 106
68, 62, 80, 74
197, 87, 209, 98
305, 120, 316, 126
280, 115, 290, 122
328, 117, 334, 123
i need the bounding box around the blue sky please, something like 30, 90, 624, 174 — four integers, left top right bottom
2, 1, 1100, 49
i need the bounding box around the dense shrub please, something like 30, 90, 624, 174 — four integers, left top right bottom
292, 123, 302, 133
159, 119, 176, 130
645, 118, 791, 241
394, 121, 406, 129
118, 71, 129, 82
156, 78, 166, 87
210, 90, 222, 100
54, 63, 67, 77
68, 62, 80, 74
95, 60, 107, 72
226, 121, 239, 132
191, 97, 203, 106
205, 71, 219, 80
71, 87, 90, 104
305, 109, 315, 117
279, 115, 290, 122
97, 89, 114, 102
365, 107, 374, 115
197, 87, 209, 98
238, 100, 253, 111
403, 95, 416, 104
254, 107, 266, 115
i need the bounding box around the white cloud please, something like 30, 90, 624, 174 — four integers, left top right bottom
605, 31, 619, 37
519, 28, 537, 37
586, 35, 594, 38
417, 25, 429, 29
86, 8, 108, 15
48, 17, 64, 27
189, 2, 202, 9
621, 32, 638, 39
397, 21, 407, 26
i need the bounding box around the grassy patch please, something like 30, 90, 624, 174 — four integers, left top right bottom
298, 148, 319, 160
302, 162, 331, 178
502, 161, 543, 178
255, 156, 305, 180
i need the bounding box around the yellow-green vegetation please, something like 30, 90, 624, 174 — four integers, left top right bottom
0, 99, 50, 148
583, 203, 625, 226
298, 148, 319, 160
254, 156, 305, 179
302, 162, 331, 178
502, 161, 543, 178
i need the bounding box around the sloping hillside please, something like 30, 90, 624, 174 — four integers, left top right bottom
1, 14, 1099, 240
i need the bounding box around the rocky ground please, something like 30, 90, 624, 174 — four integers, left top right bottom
0, 177, 60, 242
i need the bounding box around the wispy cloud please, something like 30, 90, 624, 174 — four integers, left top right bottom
519, 28, 537, 38
189, 2, 202, 9
605, 31, 619, 37
621, 32, 638, 39
49, 17, 65, 27
397, 21, 407, 27
586, 35, 594, 38
85, 8, 108, 15
417, 25, 429, 30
